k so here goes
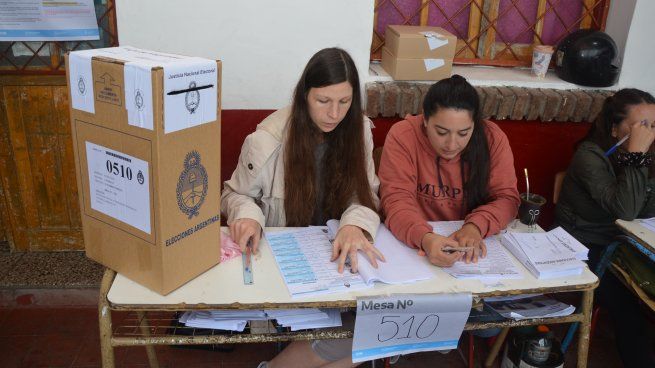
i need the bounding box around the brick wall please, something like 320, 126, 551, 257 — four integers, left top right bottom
366, 82, 613, 123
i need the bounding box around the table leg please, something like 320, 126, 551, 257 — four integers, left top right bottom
137, 311, 160, 368
99, 269, 116, 368
577, 289, 594, 368
484, 327, 510, 368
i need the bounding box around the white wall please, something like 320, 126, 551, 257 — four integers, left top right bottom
117, 0, 655, 108
116, 0, 374, 109
604, 0, 636, 69
615, 0, 655, 96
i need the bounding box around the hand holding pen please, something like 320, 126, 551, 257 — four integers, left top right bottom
605, 119, 655, 156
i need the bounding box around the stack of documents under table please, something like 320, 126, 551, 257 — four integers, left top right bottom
180, 308, 343, 332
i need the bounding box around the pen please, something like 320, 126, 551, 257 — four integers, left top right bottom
604, 134, 630, 157
442, 246, 475, 253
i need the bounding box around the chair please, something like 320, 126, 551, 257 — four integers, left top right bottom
373, 146, 383, 175
552, 171, 566, 204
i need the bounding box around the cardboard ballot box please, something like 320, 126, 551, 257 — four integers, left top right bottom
65, 47, 221, 295
382, 25, 457, 81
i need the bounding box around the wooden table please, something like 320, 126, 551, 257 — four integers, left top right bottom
98, 224, 599, 368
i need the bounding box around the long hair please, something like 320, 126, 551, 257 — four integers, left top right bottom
422, 75, 490, 212
284, 48, 376, 226
584, 88, 655, 152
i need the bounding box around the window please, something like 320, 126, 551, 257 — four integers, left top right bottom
0, 0, 118, 74
372, 0, 610, 66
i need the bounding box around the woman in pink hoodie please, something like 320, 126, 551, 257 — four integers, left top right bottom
379, 75, 520, 267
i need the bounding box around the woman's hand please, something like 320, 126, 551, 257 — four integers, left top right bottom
229, 218, 262, 253
420, 232, 463, 267
450, 223, 487, 263
331, 225, 386, 273
627, 120, 655, 153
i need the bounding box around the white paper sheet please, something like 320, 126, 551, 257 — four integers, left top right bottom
326, 221, 434, 285
68, 51, 95, 113
424, 58, 445, 72
420, 31, 449, 50
85, 142, 151, 234
352, 293, 471, 362
163, 59, 218, 134
430, 221, 522, 280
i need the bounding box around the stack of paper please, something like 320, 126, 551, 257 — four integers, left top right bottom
430, 221, 522, 280
485, 294, 575, 320
326, 221, 434, 285
500, 227, 589, 279
180, 310, 268, 332
265, 309, 342, 331
180, 309, 343, 332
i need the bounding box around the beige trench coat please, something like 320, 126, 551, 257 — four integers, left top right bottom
221, 106, 381, 240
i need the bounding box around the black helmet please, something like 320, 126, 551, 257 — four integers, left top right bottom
555, 29, 619, 87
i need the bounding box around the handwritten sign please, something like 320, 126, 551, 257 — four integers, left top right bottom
352, 293, 471, 363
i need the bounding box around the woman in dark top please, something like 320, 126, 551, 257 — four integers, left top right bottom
555, 88, 655, 368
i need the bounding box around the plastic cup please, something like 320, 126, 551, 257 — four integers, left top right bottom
532, 45, 554, 78
518, 193, 546, 226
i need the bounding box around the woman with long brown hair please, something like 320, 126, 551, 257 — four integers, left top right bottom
222, 47, 383, 367
556, 88, 655, 368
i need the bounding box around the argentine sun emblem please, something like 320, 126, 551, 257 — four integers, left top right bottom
77, 75, 86, 96
185, 81, 200, 114
176, 151, 208, 219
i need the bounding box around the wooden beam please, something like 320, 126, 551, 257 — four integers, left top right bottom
533, 0, 548, 45
466, 0, 484, 58
478, 0, 501, 59
580, 0, 596, 29
420, 0, 430, 26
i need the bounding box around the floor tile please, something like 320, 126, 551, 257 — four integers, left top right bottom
0, 308, 53, 336
71, 335, 101, 367
45, 307, 99, 336
21, 333, 84, 367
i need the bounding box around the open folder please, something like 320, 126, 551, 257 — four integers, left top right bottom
265, 223, 434, 298
326, 220, 434, 285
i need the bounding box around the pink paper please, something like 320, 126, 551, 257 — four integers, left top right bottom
220, 232, 242, 262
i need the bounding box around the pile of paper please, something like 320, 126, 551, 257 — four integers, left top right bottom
180, 310, 267, 332
265, 308, 342, 331
484, 294, 575, 320
501, 227, 589, 279
180, 308, 342, 332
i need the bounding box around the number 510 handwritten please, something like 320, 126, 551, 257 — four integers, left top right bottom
377, 314, 440, 342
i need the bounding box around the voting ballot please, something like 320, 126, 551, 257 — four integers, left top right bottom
66, 47, 222, 295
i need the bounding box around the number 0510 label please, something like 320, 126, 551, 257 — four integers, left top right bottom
85, 142, 151, 234
352, 293, 472, 363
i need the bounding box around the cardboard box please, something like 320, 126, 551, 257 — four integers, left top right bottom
65, 47, 222, 295
385, 25, 457, 59
381, 47, 453, 81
